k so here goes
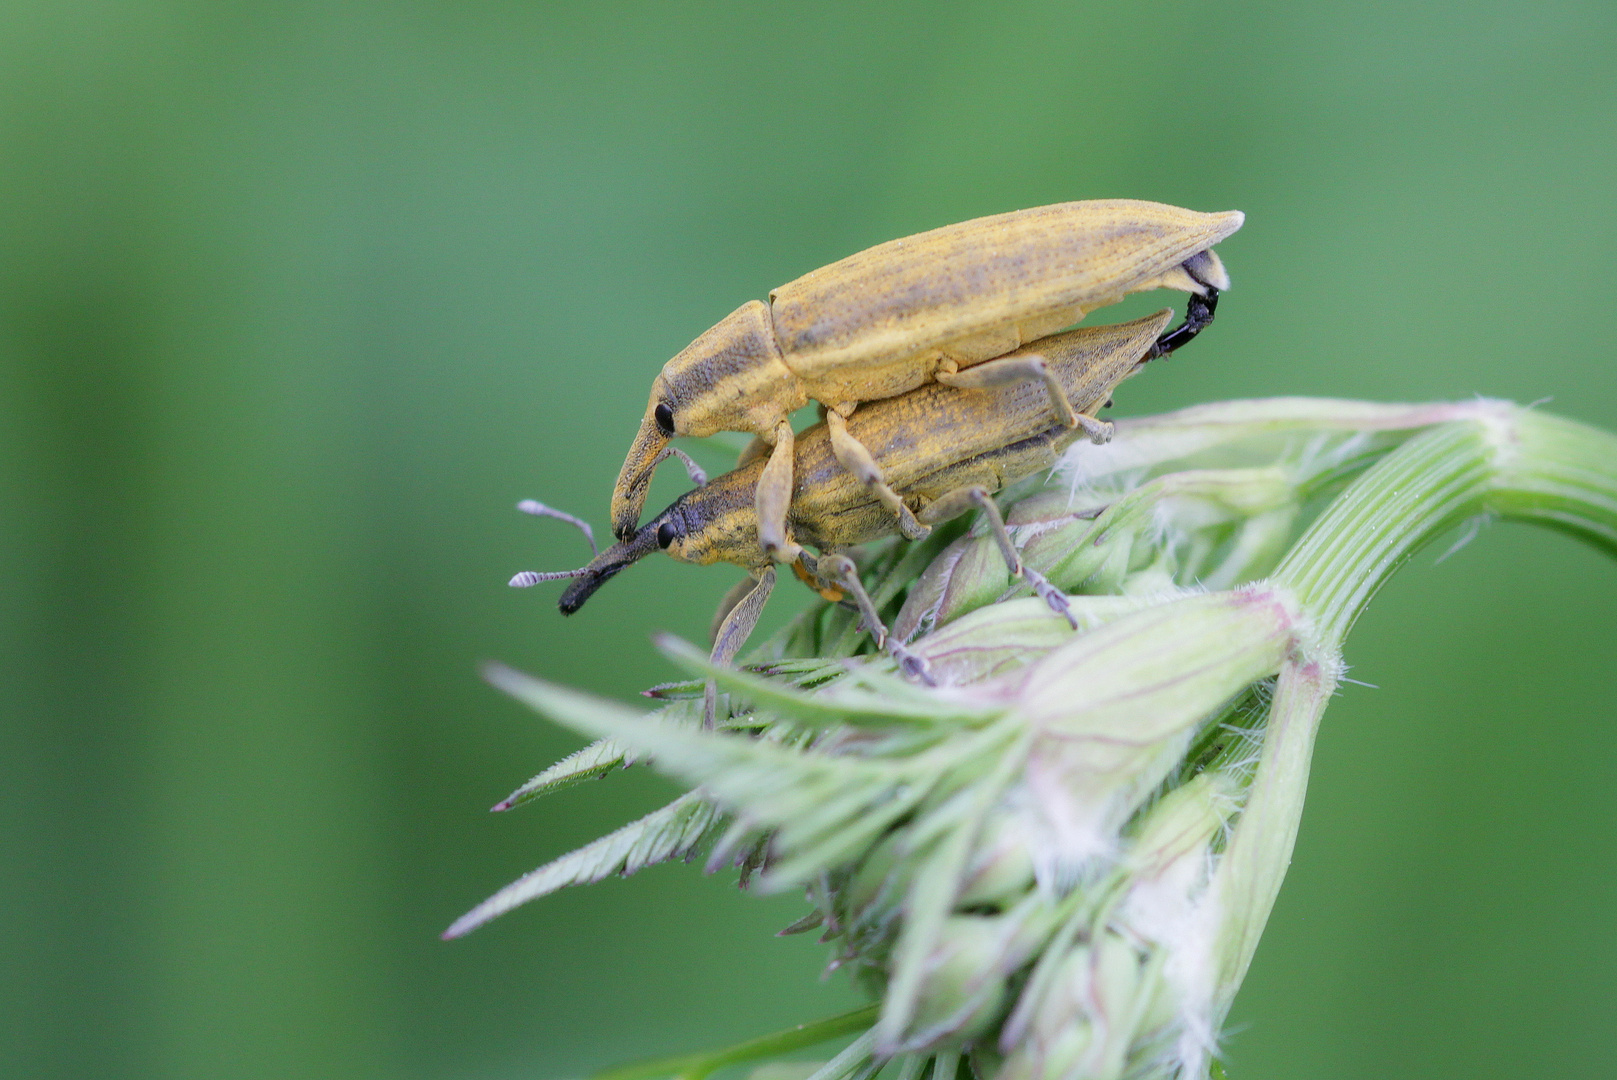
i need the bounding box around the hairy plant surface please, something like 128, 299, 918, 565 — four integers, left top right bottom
451, 398, 1617, 1080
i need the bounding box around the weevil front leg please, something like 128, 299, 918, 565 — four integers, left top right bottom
809, 552, 934, 683
918, 486, 1079, 629
703, 566, 777, 725
755, 420, 803, 563
824, 404, 930, 540
935, 356, 1112, 445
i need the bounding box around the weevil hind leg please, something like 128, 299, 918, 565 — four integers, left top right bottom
704, 567, 777, 725
825, 406, 930, 540
918, 486, 1078, 629
812, 553, 934, 683
935, 353, 1083, 432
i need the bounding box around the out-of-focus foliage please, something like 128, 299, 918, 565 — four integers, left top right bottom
2, 3, 1615, 1079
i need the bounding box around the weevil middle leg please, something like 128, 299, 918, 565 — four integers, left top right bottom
917, 485, 1080, 629
825, 404, 930, 541
808, 552, 934, 683
933, 355, 1113, 444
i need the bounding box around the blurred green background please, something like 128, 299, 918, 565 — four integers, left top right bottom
4, 2, 1615, 1077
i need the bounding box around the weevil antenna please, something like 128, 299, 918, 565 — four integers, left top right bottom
655, 446, 708, 487
516, 499, 598, 556
509, 568, 589, 587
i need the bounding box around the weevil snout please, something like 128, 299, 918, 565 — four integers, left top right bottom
611, 406, 674, 540
556, 521, 663, 614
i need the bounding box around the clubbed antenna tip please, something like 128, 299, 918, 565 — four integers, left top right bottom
509, 568, 586, 588
517, 498, 598, 556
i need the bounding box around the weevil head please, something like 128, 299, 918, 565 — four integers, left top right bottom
556, 521, 663, 615
570, 472, 768, 614
610, 410, 673, 542
611, 299, 803, 540
642, 474, 766, 571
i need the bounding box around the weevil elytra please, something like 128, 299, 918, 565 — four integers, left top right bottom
524, 309, 1175, 687
611, 200, 1242, 561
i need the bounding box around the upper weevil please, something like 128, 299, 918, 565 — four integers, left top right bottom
611, 199, 1243, 561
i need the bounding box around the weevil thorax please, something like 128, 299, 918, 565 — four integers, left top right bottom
655, 299, 805, 436
610, 299, 804, 540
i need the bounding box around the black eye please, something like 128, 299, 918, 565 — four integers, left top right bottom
653, 402, 675, 436
657, 520, 680, 549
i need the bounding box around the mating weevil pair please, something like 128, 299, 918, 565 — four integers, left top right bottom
515, 199, 1243, 688
611, 199, 1241, 560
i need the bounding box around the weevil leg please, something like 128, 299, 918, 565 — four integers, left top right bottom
710, 575, 761, 645
704, 567, 777, 725
825, 406, 929, 541
1151, 287, 1220, 358
935, 353, 1082, 431
1074, 414, 1114, 445
756, 420, 803, 563
918, 486, 1078, 629
736, 433, 770, 468
814, 553, 934, 684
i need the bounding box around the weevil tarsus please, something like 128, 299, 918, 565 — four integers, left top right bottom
810, 552, 935, 684
918, 485, 1080, 630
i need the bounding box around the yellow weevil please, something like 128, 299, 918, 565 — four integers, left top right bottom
611, 200, 1242, 561
522, 309, 1175, 684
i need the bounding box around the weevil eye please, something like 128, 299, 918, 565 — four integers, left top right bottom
653, 402, 676, 436
657, 520, 681, 549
